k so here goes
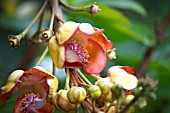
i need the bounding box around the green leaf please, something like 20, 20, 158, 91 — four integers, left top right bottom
98, 0, 147, 16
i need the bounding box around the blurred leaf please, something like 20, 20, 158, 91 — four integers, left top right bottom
97, 0, 147, 16
130, 21, 155, 46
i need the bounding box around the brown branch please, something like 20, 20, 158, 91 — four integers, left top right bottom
137, 12, 170, 77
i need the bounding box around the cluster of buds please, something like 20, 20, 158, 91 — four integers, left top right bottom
1, 1, 157, 113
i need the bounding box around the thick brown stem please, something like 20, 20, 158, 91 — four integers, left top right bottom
137, 12, 170, 77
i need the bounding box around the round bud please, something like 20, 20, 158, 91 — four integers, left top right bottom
100, 92, 113, 102
67, 86, 86, 104
106, 48, 116, 60
124, 95, 134, 104
107, 106, 116, 113
90, 2, 100, 16
53, 89, 79, 112
8, 35, 21, 48
88, 85, 102, 99
40, 28, 54, 41
96, 78, 113, 95
134, 98, 147, 110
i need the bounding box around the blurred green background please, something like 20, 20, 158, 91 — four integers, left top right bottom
0, 0, 170, 113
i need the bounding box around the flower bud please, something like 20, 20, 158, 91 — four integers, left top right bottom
53, 89, 79, 112
40, 28, 54, 41
100, 92, 113, 102
147, 92, 156, 101
1, 70, 24, 94
106, 48, 116, 60
124, 95, 134, 104
88, 85, 102, 99
107, 106, 116, 113
96, 78, 113, 95
67, 86, 86, 104
8, 35, 22, 48
134, 98, 147, 110
90, 2, 100, 16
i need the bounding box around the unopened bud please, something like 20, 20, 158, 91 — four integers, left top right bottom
53, 89, 79, 112
90, 2, 100, 16
67, 86, 86, 104
8, 35, 22, 48
135, 98, 147, 110
100, 92, 113, 102
96, 78, 113, 95
88, 85, 102, 99
107, 106, 116, 113
41, 28, 54, 41
106, 48, 116, 60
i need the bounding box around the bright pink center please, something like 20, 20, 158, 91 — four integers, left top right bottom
67, 41, 89, 65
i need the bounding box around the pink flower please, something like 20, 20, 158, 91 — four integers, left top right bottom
48, 22, 113, 74
0, 66, 58, 113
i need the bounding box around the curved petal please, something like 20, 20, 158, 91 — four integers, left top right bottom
48, 36, 65, 69
121, 66, 136, 76
83, 39, 107, 74
64, 27, 88, 47
0, 85, 18, 106
1, 70, 24, 94
14, 95, 25, 113
24, 67, 54, 79
56, 21, 80, 44
36, 103, 54, 113
89, 28, 113, 51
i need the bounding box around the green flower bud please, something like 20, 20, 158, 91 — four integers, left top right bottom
96, 78, 113, 95
107, 106, 116, 113
100, 92, 113, 102
134, 98, 147, 110
106, 48, 116, 60
53, 89, 79, 112
147, 92, 156, 101
124, 95, 134, 104
67, 86, 86, 104
88, 85, 102, 99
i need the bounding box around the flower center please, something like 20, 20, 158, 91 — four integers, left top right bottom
20, 93, 46, 113
67, 41, 90, 65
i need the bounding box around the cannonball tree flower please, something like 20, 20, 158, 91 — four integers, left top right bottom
0, 66, 58, 113
48, 21, 113, 74
107, 66, 138, 90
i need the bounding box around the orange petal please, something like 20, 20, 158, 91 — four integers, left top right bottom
0, 85, 18, 106
83, 39, 107, 74
89, 28, 113, 51
48, 36, 65, 69
36, 103, 54, 113
64, 27, 88, 47
14, 95, 25, 113
24, 66, 54, 79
